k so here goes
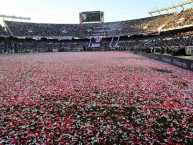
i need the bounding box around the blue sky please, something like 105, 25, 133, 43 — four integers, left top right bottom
0, 0, 189, 24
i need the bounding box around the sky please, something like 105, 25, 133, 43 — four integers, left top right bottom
0, 0, 190, 24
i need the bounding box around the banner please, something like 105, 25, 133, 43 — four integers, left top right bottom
91, 36, 103, 47
59, 36, 72, 40
136, 52, 193, 71
91, 43, 101, 47
94, 36, 103, 43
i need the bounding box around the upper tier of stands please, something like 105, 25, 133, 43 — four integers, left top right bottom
3, 15, 166, 38
138, 13, 175, 31
163, 8, 193, 29
3, 8, 193, 38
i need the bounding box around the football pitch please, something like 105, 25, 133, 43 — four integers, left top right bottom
0, 52, 193, 144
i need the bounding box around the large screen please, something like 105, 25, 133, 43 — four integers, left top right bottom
80, 11, 103, 23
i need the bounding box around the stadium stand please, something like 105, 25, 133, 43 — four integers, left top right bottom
163, 8, 193, 29
4, 11, 190, 39
138, 13, 175, 32
5, 21, 82, 37
125, 34, 193, 48
1, 5, 193, 55
0, 25, 6, 36
4, 16, 162, 38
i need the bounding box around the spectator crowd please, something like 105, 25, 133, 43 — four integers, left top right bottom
0, 8, 193, 54
0, 25, 7, 36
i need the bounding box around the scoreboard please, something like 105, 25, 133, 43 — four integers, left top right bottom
82, 12, 100, 22
79, 11, 104, 23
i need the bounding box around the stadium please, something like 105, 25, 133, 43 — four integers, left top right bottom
0, 0, 193, 144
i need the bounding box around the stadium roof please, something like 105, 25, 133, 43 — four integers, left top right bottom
0, 14, 31, 20
149, 0, 193, 14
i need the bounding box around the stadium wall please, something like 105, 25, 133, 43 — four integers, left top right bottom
136, 52, 193, 71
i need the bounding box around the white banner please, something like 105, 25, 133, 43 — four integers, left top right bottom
91, 43, 100, 47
